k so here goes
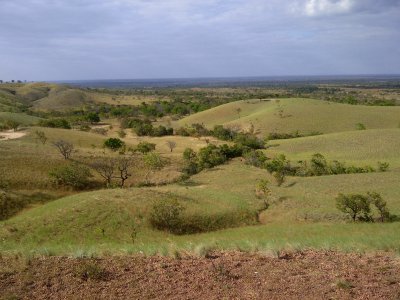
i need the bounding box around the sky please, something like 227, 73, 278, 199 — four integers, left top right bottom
0, 0, 399, 81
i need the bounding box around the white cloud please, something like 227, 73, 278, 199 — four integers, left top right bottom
304, 0, 353, 16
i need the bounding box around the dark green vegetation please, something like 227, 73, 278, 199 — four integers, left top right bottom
1, 79, 400, 256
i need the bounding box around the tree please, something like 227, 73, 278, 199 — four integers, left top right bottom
6, 120, 20, 132
367, 192, 390, 222
34, 130, 47, 145
143, 152, 165, 183
116, 156, 133, 188
336, 193, 371, 222
91, 158, 116, 187
104, 138, 125, 151
53, 140, 74, 159
166, 140, 177, 152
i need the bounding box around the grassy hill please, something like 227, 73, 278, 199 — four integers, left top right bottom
1, 160, 400, 255
267, 128, 400, 168
178, 98, 400, 135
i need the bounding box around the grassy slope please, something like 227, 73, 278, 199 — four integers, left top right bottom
0, 112, 42, 125
267, 128, 400, 168
1, 160, 400, 255
178, 98, 400, 135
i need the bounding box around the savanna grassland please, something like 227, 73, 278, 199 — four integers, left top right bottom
1, 79, 400, 299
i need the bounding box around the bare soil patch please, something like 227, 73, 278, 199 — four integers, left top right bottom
0, 130, 27, 141
1, 251, 400, 299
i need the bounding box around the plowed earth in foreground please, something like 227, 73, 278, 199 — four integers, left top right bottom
1, 251, 400, 299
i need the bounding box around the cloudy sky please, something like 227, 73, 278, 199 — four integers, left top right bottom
0, 0, 399, 80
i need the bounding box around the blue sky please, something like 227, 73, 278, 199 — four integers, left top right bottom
0, 0, 399, 80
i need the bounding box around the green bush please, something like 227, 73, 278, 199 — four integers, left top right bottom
150, 199, 185, 232
136, 141, 156, 154
39, 118, 71, 129
243, 150, 268, 168
49, 163, 92, 190
104, 138, 125, 151
149, 198, 257, 234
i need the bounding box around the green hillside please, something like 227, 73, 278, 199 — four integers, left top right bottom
2, 160, 400, 255
0, 112, 42, 125
267, 128, 400, 168
178, 98, 400, 135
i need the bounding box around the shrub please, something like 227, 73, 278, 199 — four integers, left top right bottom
234, 133, 265, 149
150, 199, 185, 232
49, 163, 92, 189
136, 141, 156, 154
377, 161, 389, 172
310, 153, 329, 176
150, 198, 257, 234
198, 144, 227, 169
34, 130, 47, 144
39, 118, 71, 129
85, 112, 100, 123
91, 128, 108, 135
104, 138, 125, 151
243, 150, 268, 168
356, 123, 366, 130
75, 261, 108, 281
118, 129, 127, 138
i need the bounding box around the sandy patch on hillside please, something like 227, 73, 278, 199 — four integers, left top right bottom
1, 251, 399, 299
0, 130, 27, 141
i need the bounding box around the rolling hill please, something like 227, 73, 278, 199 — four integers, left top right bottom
178, 98, 400, 135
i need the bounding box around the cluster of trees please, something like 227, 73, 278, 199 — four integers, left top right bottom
244, 153, 389, 186
182, 144, 244, 176
121, 118, 173, 137
48, 136, 166, 189
336, 192, 397, 222
39, 118, 71, 129
177, 123, 265, 149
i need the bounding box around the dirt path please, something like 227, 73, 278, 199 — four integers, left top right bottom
0, 130, 27, 141
1, 251, 400, 299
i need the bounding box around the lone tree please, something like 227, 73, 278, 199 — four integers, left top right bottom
336, 193, 371, 222
53, 140, 74, 159
166, 140, 177, 152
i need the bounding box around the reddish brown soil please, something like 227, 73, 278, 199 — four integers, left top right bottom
1, 251, 400, 299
